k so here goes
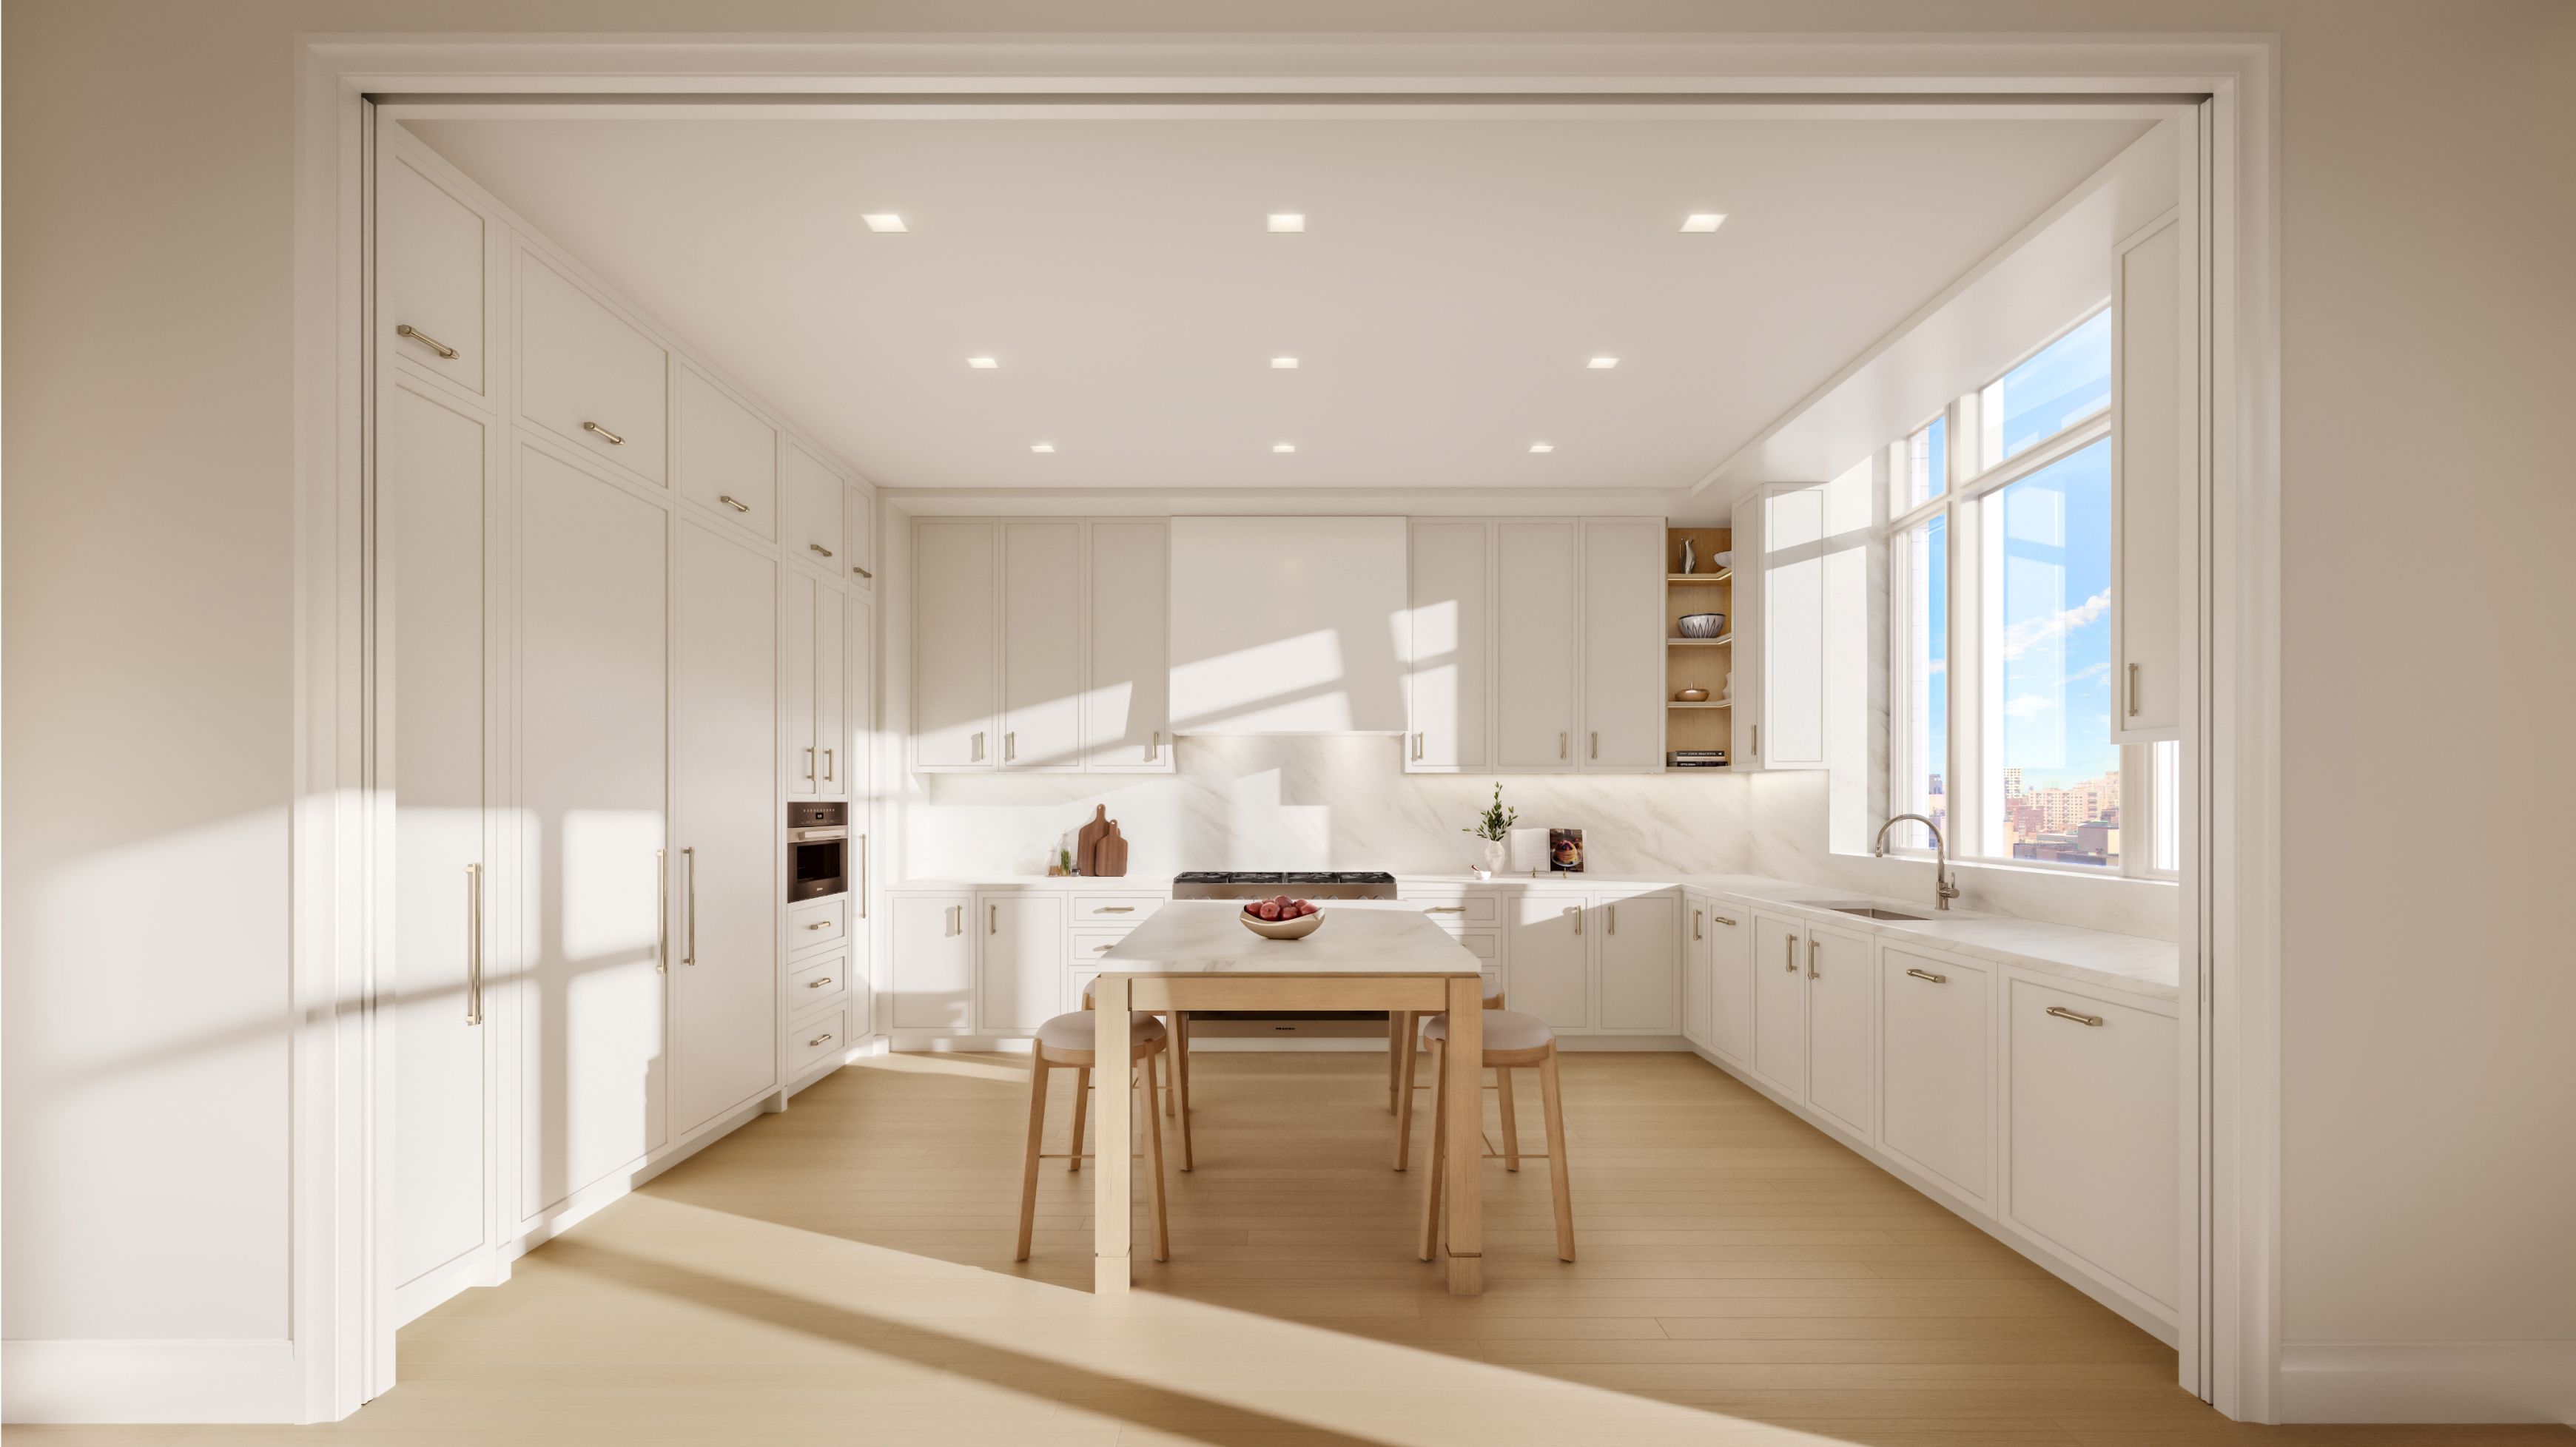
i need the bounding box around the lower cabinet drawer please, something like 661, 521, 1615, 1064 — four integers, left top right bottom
1404, 891, 1499, 926
789, 1008, 850, 1075
789, 948, 851, 1017
1070, 930, 1131, 964
789, 894, 849, 952
1072, 895, 1160, 926
2004, 974, 2179, 1309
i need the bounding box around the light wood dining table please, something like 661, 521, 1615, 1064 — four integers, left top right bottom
1092, 900, 1490, 1295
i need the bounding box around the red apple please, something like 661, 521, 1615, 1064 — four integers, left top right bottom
1256, 902, 1282, 920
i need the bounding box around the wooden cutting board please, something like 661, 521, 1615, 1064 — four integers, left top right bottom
1075, 806, 1111, 877
1094, 821, 1128, 878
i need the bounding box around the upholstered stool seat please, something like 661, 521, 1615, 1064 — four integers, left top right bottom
1406, 1008, 1576, 1264
1039, 1009, 1163, 1053
1015, 1010, 1172, 1264
1387, 974, 1504, 1163
1422, 1007, 1550, 1051
1080, 977, 1197, 1170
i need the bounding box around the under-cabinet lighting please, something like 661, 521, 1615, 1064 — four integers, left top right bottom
862, 214, 908, 233
966, 356, 1000, 369
1267, 213, 1306, 233
1680, 213, 1726, 232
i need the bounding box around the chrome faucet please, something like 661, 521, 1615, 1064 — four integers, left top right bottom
1874, 813, 1960, 911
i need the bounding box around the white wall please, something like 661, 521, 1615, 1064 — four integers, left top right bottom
5, 0, 2571, 1427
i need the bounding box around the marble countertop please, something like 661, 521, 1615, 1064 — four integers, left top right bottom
1101, 900, 1481, 974
898, 871, 2181, 1001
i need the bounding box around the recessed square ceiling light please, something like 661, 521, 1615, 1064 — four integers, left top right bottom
1529, 442, 1556, 453
966, 356, 999, 369
1029, 443, 1055, 453
862, 214, 908, 232
1272, 442, 1297, 453
1271, 357, 1300, 369
1680, 213, 1726, 233
1587, 357, 1621, 369
1267, 214, 1305, 233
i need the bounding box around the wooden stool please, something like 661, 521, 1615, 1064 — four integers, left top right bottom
1083, 977, 1195, 1170
1016, 1010, 1171, 1264
1410, 1008, 1575, 1264
1388, 974, 1502, 1168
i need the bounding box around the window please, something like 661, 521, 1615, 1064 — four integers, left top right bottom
1889, 303, 2169, 879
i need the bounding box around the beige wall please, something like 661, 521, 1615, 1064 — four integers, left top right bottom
7, 0, 2571, 1419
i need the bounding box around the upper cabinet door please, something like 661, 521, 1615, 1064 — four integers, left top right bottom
519, 250, 668, 485
1086, 520, 1171, 772
813, 584, 846, 795
2113, 215, 2187, 742
1728, 493, 1763, 766
381, 148, 490, 401
1580, 519, 1664, 771
1000, 522, 1083, 770
1405, 520, 1490, 773
784, 570, 818, 795
844, 483, 877, 592
1493, 521, 1581, 771
1758, 485, 1827, 770
779, 441, 846, 574
912, 520, 997, 770
672, 364, 776, 540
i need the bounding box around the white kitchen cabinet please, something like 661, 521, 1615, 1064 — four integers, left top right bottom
1579, 519, 1664, 771
669, 518, 781, 1139
1405, 519, 1490, 772
672, 363, 775, 539
912, 520, 998, 769
1594, 891, 1678, 1031
1728, 491, 1763, 766
1750, 912, 1807, 1095
975, 894, 1067, 1033
386, 375, 498, 1316
1878, 943, 1994, 1207
781, 570, 850, 795
1704, 903, 1752, 1063
1755, 484, 1827, 770
1001, 521, 1085, 770
515, 445, 669, 1218
1494, 521, 1581, 770
381, 148, 490, 401
847, 593, 875, 957
1504, 892, 1590, 1031
1681, 894, 1712, 1048
1085, 520, 1171, 771
844, 482, 877, 593
2005, 974, 2180, 1311
1803, 920, 1874, 1136
780, 439, 846, 576
1167, 516, 1409, 733
891, 894, 975, 1031
2113, 214, 2187, 743
518, 249, 667, 486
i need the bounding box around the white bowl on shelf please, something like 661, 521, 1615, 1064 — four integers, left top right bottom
1676, 612, 1726, 638
1240, 906, 1325, 940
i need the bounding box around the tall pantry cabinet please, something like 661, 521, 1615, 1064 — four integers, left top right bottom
374, 127, 875, 1335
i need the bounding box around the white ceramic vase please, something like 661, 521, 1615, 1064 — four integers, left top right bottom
1473, 837, 1507, 879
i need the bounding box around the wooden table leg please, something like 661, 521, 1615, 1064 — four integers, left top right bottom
1441, 975, 1484, 1295
1093, 974, 1131, 1295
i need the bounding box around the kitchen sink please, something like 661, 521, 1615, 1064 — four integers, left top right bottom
1829, 904, 1927, 921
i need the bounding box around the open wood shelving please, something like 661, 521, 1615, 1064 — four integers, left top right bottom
1664, 525, 1734, 766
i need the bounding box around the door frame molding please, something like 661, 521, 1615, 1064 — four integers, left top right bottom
295, 31, 2280, 1423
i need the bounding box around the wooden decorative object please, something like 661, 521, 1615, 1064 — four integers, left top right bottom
1076, 806, 1111, 877
1094, 820, 1129, 878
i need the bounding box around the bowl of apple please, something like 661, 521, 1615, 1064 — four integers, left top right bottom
1240, 895, 1325, 940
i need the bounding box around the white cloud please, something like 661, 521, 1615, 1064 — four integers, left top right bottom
2002, 590, 2111, 661
2067, 660, 2111, 686
2003, 694, 2056, 719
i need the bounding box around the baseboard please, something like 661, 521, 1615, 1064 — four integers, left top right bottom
1, 1338, 303, 1423
2279, 1340, 2575, 1424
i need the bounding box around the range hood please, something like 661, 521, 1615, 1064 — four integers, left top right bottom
1167, 516, 1409, 735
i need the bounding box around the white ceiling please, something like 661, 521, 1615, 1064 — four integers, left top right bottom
408, 114, 2150, 492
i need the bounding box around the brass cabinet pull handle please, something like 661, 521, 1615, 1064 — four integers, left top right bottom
1711, 913, 1737, 927
718, 493, 750, 513
852, 564, 872, 579
1906, 967, 1948, 984
2047, 1005, 2105, 1027
1097, 906, 1135, 914
1607, 903, 1618, 935
1590, 731, 1598, 760
970, 731, 983, 763
1412, 732, 1425, 761
1004, 732, 1016, 763
1426, 905, 1464, 914
1558, 731, 1567, 760
1149, 729, 1160, 762
989, 903, 998, 934
1752, 724, 1759, 757
808, 976, 835, 988
1785, 934, 1799, 971
823, 747, 834, 782
808, 1031, 834, 1048
807, 920, 833, 931
682, 847, 697, 965
655, 849, 668, 974
1567, 905, 1581, 936
946, 903, 961, 935
582, 419, 625, 445
1807, 937, 1819, 979
1693, 908, 1704, 940
2128, 662, 2142, 718
465, 863, 485, 1024
395, 323, 458, 359
810, 542, 835, 559
805, 746, 816, 782
1094, 943, 1113, 954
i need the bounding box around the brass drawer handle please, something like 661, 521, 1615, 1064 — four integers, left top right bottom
807, 1031, 834, 1048
719, 494, 750, 513
1095, 906, 1135, 914
1093, 943, 1114, 954
810, 542, 835, 559
2046, 1005, 2105, 1027
1711, 914, 1737, 927
807, 976, 835, 989
395, 323, 457, 359
1425, 905, 1464, 914
806, 920, 833, 931
852, 564, 872, 579
1906, 967, 1948, 985
582, 419, 625, 445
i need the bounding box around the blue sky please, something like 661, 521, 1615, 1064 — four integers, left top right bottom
1996, 438, 2116, 789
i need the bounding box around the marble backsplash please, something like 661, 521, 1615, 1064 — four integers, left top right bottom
901, 734, 1755, 880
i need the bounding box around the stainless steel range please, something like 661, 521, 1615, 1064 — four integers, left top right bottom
1171, 871, 1398, 901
